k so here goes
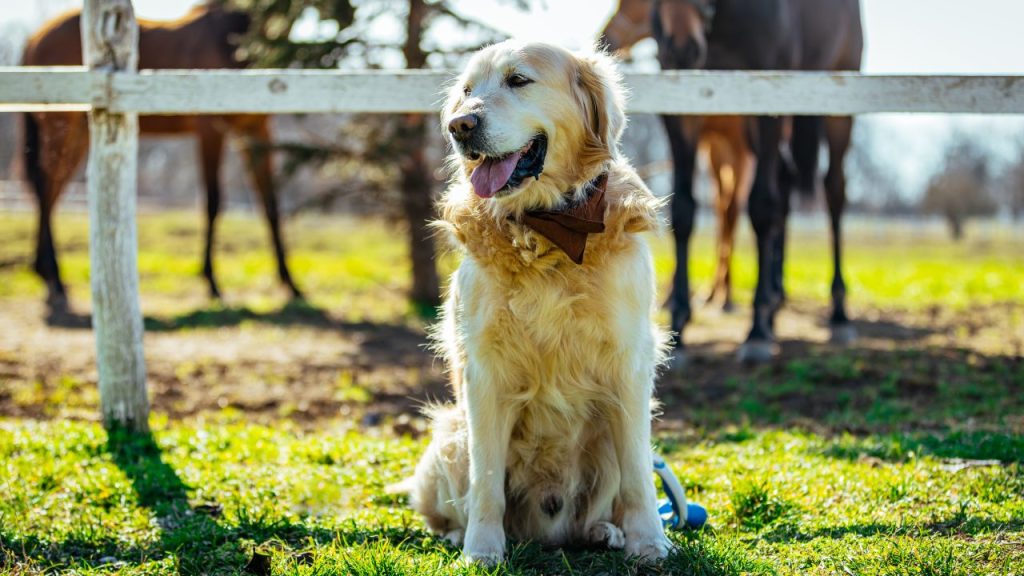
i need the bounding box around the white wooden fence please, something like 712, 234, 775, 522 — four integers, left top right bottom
5, 67, 1024, 115
4, 0, 1024, 432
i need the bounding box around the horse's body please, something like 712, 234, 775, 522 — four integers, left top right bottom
602, 0, 863, 362
22, 4, 301, 308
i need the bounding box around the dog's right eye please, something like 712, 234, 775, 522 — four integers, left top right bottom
507, 74, 534, 89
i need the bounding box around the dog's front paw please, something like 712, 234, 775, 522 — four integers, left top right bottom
462, 522, 505, 565
444, 528, 465, 547
588, 521, 625, 550
625, 531, 672, 562
623, 505, 672, 561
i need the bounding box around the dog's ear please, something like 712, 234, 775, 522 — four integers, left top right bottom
575, 50, 628, 157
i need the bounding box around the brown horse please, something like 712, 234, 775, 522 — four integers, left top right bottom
602, 3, 753, 313
602, 0, 863, 364
21, 3, 302, 309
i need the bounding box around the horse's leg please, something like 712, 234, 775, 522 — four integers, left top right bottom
738, 116, 785, 363
769, 159, 793, 323
239, 117, 303, 300
824, 116, 856, 344
34, 194, 61, 306
24, 113, 60, 304
772, 115, 823, 318
30, 112, 88, 310
662, 115, 700, 369
705, 140, 731, 309
197, 122, 225, 299
723, 148, 755, 314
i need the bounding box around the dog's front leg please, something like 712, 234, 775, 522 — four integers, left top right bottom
615, 369, 672, 561
462, 363, 514, 565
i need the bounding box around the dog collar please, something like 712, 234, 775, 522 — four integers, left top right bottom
518, 173, 608, 265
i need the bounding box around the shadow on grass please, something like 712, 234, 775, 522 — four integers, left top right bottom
2, 429, 434, 574
104, 430, 242, 572
760, 511, 1024, 544
0, 256, 29, 270
142, 299, 333, 332
815, 430, 1024, 463
0, 429, 770, 576
845, 316, 937, 342
143, 300, 430, 358
44, 303, 92, 329
143, 299, 441, 330
41, 298, 337, 331
659, 339, 1024, 438
488, 531, 772, 576
43, 299, 436, 336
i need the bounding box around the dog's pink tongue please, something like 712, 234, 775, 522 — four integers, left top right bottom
470, 152, 522, 198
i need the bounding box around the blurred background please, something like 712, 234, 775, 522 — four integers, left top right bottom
0, 0, 1021, 422
0, 0, 1022, 421
3, 0, 1024, 227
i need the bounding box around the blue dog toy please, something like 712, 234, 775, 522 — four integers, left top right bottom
653, 453, 708, 530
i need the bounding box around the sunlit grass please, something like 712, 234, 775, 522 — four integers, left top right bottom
0, 211, 1021, 320
2, 419, 1021, 575
0, 211, 1021, 575
650, 218, 1024, 309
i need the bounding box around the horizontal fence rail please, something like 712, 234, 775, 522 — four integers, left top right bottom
3, 67, 1024, 115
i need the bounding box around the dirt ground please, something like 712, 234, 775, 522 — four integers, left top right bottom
2, 295, 1021, 435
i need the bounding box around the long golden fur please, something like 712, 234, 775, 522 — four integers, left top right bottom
407, 40, 672, 565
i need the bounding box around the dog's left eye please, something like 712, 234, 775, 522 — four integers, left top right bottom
507, 73, 534, 88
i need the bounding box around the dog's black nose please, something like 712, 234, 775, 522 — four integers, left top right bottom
541, 493, 564, 517
448, 114, 480, 141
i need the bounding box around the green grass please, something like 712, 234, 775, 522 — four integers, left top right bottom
0, 211, 1022, 574
0, 213, 424, 323
1, 420, 1021, 575
1, 212, 1021, 317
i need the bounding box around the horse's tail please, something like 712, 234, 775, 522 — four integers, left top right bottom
22, 112, 46, 203
790, 115, 823, 197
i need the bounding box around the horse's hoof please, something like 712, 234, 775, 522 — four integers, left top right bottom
830, 324, 857, 346
46, 291, 69, 313
666, 349, 689, 373
737, 340, 778, 364
283, 277, 305, 300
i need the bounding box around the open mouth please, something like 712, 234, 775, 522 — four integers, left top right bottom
469, 135, 547, 199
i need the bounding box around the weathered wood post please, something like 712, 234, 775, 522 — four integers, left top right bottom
82, 0, 149, 432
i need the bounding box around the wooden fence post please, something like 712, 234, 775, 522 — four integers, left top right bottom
82, 0, 149, 432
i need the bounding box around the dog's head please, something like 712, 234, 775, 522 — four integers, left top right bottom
443, 41, 627, 211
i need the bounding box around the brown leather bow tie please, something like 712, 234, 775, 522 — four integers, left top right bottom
519, 173, 608, 264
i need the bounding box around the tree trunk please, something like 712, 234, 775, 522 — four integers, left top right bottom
400, 0, 440, 310
947, 213, 964, 241
400, 116, 441, 309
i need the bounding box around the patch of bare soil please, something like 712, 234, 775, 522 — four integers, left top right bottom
657, 299, 1024, 434
0, 299, 448, 427
1, 297, 1021, 434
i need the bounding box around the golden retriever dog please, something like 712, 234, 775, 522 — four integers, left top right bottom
407, 40, 672, 565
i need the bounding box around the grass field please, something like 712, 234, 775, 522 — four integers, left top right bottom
0, 210, 1022, 575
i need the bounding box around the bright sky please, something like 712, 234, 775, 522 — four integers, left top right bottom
11, 0, 1024, 74
6, 0, 1024, 196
